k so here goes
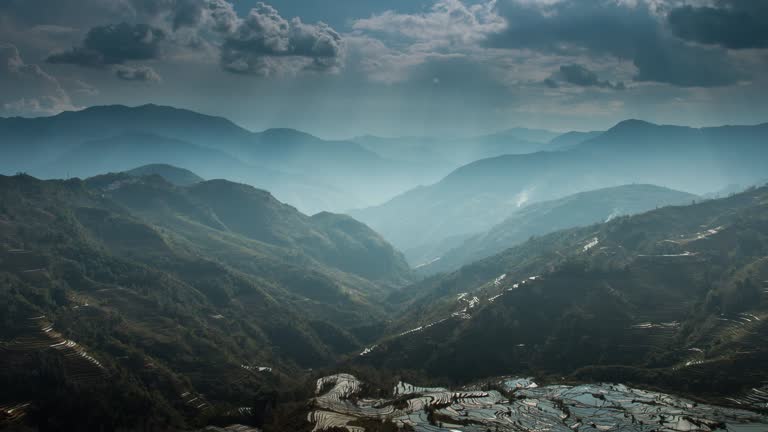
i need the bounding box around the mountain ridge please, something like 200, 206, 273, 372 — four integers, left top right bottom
416, 184, 698, 272
0, 104, 422, 213
358, 184, 768, 398
0, 170, 418, 429
124, 163, 204, 186
351, 119, 768, 253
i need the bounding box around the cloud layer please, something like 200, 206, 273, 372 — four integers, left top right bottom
0, 43, 75, 116
220, 2, 344, 76
115, 65, 162, 81
485, 0, 744, 87
547, 64, 625, 90
47, 22, 166, 66
668, 1, 768, 49
0, 0, 767, 133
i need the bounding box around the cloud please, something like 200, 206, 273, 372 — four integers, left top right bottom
348, 0, 505, 83
219, 2, 344, 76
0, 43, 76, 116
345, 34, 464, 84
668, 1, 768, 49
126, 0, 238, 31
169, 0, 204, 29
115, 65, 162, 82
550, 64, 625, 90
30, 1, 344, 78
485, 0, 744, 87
68, 79, 100, 96
352, 0, 505, 46
203, 0, 239, 34
47, 22, 166, 66
347, 0, 748, 88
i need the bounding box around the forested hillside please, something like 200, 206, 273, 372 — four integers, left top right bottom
0, 173, 410, 430
360, 185, 768, 403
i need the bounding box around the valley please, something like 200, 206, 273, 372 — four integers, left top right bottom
3, 0, 768, 429
1, 110, 768, 432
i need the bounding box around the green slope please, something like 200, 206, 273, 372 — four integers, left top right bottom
359, 184, 768, 401
0, 173, 409, 430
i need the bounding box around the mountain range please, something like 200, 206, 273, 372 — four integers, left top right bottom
351, 119, 768, 255
351, 127, 561, 168
0, 171, 411, 430
3, 106, 768, 431
0, 105, 443, 214
359, 184, 768, 400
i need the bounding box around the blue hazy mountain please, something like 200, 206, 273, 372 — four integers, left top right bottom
352, 127, 559, 168
350, 120, 768, 253
0, 105, 443, 213
547, 130, 604, 150
416, 184, 697, 272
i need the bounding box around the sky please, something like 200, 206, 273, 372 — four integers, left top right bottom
1, 0, 767, 138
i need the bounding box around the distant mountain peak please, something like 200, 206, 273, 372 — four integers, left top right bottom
53, 103, 245, 131
483, 127, 561, 144
259, 128, 318, 141
610, 118, 657, 130
72, 103, 180, 116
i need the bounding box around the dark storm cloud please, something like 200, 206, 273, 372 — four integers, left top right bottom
668, 1, 768, 49
47, 22, 165, 66
220, 2, 344, 75
170, 0, 204, 29
486, 0, 742, 87
45, 48, 106, 67
552, 64, 624, 90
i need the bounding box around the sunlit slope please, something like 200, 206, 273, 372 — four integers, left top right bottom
421, 184, 698, 273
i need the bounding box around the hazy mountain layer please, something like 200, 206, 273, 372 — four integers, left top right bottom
546, 130, 603, 150
416, 184, 698, 272
0, 105, 449, 213
352, 127, 557, 168
351, 119, 768, 252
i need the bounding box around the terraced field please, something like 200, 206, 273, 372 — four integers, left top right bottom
201, 425, 262, 432
0, 402, 31, 428
0, 315, 107, 385
307, 374, 768, 432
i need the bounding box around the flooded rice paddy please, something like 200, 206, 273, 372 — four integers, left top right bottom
308, 374, 768, 432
